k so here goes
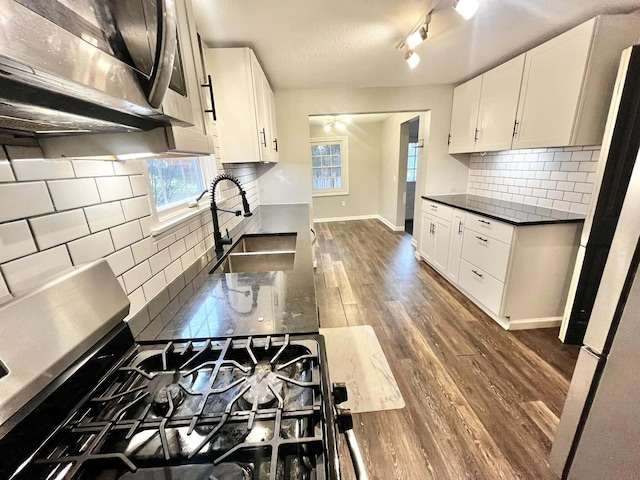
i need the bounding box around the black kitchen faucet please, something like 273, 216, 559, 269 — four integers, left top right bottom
208, 174, 252, 256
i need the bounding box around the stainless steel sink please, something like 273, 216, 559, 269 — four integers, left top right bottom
220, 252, 295, 273
230, 234, 297, 253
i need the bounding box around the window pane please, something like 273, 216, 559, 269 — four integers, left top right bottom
331, 167, 341, 178
408, 157, 416, 169
331, 155, 341, 166
312, 156, 322, 167
330, 144, 340, 154
333, 177, 342, 189
407, 170, 416, 182
146, 157, 204, 209
313, 168, 322, 178
321, 168, 331, 178
319, 156, 329, 167
312, 144, 330, 155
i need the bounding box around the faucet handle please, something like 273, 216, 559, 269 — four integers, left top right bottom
225, 228, 229, 238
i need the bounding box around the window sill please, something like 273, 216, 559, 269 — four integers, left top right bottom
312, 191, 349, 198
151, 203, 210, 237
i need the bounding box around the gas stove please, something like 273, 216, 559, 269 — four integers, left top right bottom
0, 260, 362, 480
9, 333, 335, 480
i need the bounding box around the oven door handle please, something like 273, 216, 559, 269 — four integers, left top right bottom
148, 0, 178, 108
336, 406, 369, 480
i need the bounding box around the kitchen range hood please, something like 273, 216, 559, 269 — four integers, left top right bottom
0, 0, 192, 137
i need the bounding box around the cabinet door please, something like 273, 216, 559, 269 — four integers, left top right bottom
250, 54, 271, 162
165, 0, 210, 154
476, 55, 525, 152
448, 76, 482, 154
419, 212, 436, 263
446, 211, 465, 284
512, 19, 594, 149
433, 219, 451, 272
267, 87, 279, 162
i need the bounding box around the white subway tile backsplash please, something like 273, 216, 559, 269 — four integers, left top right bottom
582, 194, 592, 205
110, 220, 143, 250
122, 260, 151, 294
0, 273, 11, 304
106, 247, 135, 276
553, 200, 570, 210
139, 215, 154, 237
570, 203, 589, 214
128, 287, 146, 315
67, 231, 114, 265
1, 245, 72, 294
131, 237, 158, 264
129, 175, 148, 196
113, 160, 144, 175
0, 182, 54, 222
0, 161, 14, 182
30, 209, 89, 249
180, 249, 196, 270
48, 178, 100, 210
84, 201, 125, 232
156, 233, 177, 251
142, 272, 167, 300
149, 248, 171, 275
169, 238, 187, 261
72, 160, 115, 177
469, 146, 600, 213
96, 176, 133, 202
11, 159, 74, 181
121, 196, 151, 221
164, 259, 183, 283
0, 220, 37, 263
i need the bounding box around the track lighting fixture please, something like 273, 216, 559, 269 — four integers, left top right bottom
405, 50, 420, 69
406, 25, 428, 50
453, 0, 479, 20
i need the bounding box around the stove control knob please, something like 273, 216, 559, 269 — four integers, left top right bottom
332, 382, 348, 405
335, 407, 354, 433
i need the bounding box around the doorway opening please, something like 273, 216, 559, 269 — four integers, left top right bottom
401, 117, 420, 235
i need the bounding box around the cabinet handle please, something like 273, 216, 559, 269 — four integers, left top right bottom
447, 133, 451, 146
478, 219, 491, 225
458, 221, 463, 235
260, 128, 267, 147
512, 120, 520, 138
430, 205, 437, 210
201, 74, 217, 121
474, 128, 479, 142
475, 235, 488, 242
273, 138, 278, 152
472, 269, 483, 278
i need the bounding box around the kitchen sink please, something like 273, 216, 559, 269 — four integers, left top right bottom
219, 251, 295, 273
230, 233, 297, 253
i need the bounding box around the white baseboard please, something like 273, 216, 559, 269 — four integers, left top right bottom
313, 214, 405, 232
411, 238, 418, 248
507, 317, 563, 330
313, 214, 378, 223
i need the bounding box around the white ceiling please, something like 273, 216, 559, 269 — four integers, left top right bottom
194, 0, 640, 90
309, 113, 392, 125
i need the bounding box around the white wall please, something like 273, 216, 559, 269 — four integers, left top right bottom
258, 85, 469, 204
310, 122, 382, 219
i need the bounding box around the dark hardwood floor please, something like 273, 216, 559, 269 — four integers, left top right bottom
314, 219, 579, 480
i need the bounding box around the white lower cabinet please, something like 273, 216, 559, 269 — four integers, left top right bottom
458, 260, 504, 314
446, 212, 465, 283
417, 198, 581, 330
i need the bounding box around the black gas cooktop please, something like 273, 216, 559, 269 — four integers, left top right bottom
2, 326, 340, 480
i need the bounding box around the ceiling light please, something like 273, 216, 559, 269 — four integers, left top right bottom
453, 0, 479, 20
335, 121, 346, 131
406, 26, 428, 50
323, 123, 331, 133
405, 50, 420, 69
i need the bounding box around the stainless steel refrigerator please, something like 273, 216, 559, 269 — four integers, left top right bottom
549, 144, 640, 476
560, 44, 640, 345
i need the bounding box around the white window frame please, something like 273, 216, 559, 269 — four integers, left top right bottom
311, 136, 349, 197
143, 154, 220, 236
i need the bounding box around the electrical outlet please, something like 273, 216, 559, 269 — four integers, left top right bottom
341, 201, 346, 207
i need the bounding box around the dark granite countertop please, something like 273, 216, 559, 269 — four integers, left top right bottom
136, 204, 318, 341
421, 194, 586, 226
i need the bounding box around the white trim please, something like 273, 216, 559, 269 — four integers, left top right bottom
410, 238, 418, 247
313, 214, 404, 232
507, 317, 562, 330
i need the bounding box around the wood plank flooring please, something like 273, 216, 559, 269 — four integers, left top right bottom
314, 219, 579, 480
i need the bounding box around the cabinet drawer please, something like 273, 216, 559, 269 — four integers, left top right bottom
465, 213, 514, 244
458, 260, 504, 314
462, 231, 511, 281
421, 200, 453, 222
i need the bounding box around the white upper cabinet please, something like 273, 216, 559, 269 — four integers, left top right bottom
512, 20, 594, 149
448, 76, 482, 154
163, 0, 211, 154
448, 14, 640, 154
476, 54, 525, 152
204, 48, 279, 164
